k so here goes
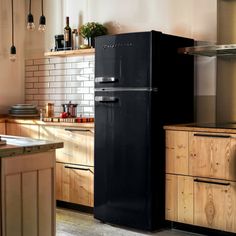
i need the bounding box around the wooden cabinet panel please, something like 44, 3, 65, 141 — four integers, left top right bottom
2, 151, 55, 236
166, 130, 189, 175
56, 162, 94, 207
6, 123, 39, 138
0, 122, 5, 134
56, 162, 69, 202
189, 132, 236, 181
194, 178, 236, 233
165, 174, 193, 224
54, 127, 94, 166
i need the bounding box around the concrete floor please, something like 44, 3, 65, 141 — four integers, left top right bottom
56, 208, 204, 236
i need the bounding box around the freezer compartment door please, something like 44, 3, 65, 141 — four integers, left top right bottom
94, 90, 158, 230
95, 32, 160, 89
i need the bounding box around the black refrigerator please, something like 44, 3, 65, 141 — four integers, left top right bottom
94, 31, 194, 231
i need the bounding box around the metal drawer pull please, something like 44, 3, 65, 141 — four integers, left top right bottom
193, 133, 231, 138
194, 178, 230, 186
95, 96, 119, 103
95, 77, 117, 83
65, 165, 94, 173
65, 128, 91, 132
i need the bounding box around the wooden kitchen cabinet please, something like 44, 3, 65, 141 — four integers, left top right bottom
0, 122, 5, 134
40, 124, 94, 207
189, 132, 236, 181
6, 122, 39, 138
56, 162, 94, 207
165, 125, 236, 233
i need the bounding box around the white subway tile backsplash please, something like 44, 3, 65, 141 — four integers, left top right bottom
66, 68, 84, 75
50, 69, 67, 76
55, 63, 71, 70
34, 58, 50, 65
49, 58, 67, 64
26, 65, 38, 72
25, 60, 33, 66
25, 55, 95, 117
39, 64, 55, 71
66, 56, 84, 63
34, 70, 50, 77
71, 62, 90, 68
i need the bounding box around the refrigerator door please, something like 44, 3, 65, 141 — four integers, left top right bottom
94, 90, 160, 230
95, 31, 162, 89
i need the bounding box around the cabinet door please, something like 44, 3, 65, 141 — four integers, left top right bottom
6, 123, 39, 138
55, 127, 94, 166
166, 130, 189, 175
0, 122, 5, 134
56, 162, 94, 207
189, 132, 236, 180
165, 174, 193, 224
194, 178, 236, 232
56, 162, 69, 202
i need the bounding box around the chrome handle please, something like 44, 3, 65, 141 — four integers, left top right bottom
95, 96, 119, 103
193, 133, 231, 138
64, 165, 94, 173
95, 77, 118, 83
194, 178, 230, 186
65, 128, 91, 132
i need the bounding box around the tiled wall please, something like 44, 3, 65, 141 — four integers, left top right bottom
25, 55, 95, 117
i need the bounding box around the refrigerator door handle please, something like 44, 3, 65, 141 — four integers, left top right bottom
95, 96, 119, 103
95, 77, 118, 83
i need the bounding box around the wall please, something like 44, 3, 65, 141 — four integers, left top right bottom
0, 0, 25, 114
216, 1, 236, 122
25, 55, 94, 117
23, 0, 217, 122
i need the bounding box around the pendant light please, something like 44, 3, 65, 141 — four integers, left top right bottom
27, 0, 35, 31
38, 0, 46, 32
10, 0, 16, 62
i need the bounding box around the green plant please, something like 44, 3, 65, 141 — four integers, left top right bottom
79, 22, 107, 38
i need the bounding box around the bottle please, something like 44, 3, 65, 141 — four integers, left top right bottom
72, 29, 79, 49
64, 17, 72, 50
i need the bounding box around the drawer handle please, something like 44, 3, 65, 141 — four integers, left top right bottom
64, 128, 91, 132
64, 165, 94, 173
194, 178, 230, 186
193, 133, 231, 138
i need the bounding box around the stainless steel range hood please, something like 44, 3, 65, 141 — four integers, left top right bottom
178, 44, 236, 57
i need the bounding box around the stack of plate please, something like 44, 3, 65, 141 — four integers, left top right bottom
9, 104, 39, 117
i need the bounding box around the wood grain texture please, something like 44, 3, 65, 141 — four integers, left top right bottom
194, 178, 236, 232
166, 130, 189, 175
189, 132, 236, 180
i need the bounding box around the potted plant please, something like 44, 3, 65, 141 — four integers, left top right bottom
79, 22, 108, 48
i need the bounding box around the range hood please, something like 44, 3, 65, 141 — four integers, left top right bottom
178, 44, 236, 57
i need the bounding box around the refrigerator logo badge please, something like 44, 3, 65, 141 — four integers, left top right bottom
103, 42, 133, 49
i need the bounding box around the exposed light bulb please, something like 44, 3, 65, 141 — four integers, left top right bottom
38, 15, 46, 32
27, 13, 35, 31
10, 45, 16, 62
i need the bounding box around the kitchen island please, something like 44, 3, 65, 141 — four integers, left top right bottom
0, 135, 63, 236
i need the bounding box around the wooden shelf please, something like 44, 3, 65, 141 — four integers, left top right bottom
44, 48, 95, 57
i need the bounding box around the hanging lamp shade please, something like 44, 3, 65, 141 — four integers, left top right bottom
27, 0, 35, 30
10, 0, 16, 62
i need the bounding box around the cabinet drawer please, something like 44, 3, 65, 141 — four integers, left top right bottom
189, 132, 236, 181
40, 126, 94, 166
56, 162, 94, 207
55, 127, 94, 166
6, 123, 39, 138
194, 178, 236, 232
0, 123, 5, 134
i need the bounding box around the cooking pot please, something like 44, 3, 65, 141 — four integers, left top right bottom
61, 101, 78, 117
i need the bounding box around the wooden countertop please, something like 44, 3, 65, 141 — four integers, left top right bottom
164, 123, 236, 134
1, 117, 94, 128
0, 135, 63, 158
